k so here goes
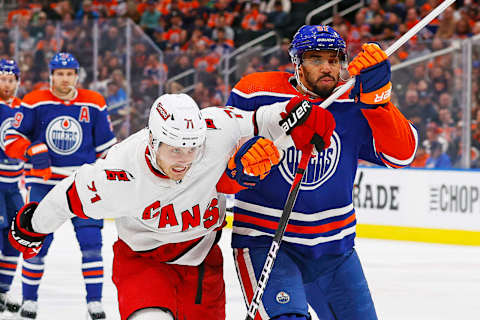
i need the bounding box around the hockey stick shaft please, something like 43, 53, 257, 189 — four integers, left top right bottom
245, 1, 455, 318
245, 145, 313, 320
317, 0, 456, 110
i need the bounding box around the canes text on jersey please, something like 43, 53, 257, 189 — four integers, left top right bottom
142, 198, 220, 231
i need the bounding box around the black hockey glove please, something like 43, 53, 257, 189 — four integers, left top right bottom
8, 202, 48, 259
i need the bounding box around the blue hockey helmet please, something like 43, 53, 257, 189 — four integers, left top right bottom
289, 25, 347, 66
49, 52, 80, 73
0, 59, 20, 80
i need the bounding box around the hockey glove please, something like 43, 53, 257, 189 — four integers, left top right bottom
348, 43, 392, 108
279, 96, 336, 152
8, 202, 48, 259
26, 141, 52, 181
226, 136, 280, 187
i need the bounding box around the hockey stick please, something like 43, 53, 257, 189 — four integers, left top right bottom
244, 1, 456, 319
245, 145, 313, 320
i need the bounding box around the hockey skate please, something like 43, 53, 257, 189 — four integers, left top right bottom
18, 300, 37, 320
0, 293, 20, 313
86, 301, 106, 320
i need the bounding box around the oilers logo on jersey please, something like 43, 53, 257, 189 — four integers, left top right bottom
46, 116, 83, 155
0, 117, 14, 150
279, 131, 341, 190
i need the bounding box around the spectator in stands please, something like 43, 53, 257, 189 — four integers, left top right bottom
265, 0, 290, 35
106, 81, 127, 114
0, 29, 10, 58
210, 28, 234, 57
18, 27, 36, 53
455, 19, 473, 39
239, 0, 267, 43
28, 11, 48, 41
423, 122, 448, 156
401, 89, 421, 123
75, 0, 100, 23
385, 0, 406, 21
364, 0, 384, 23
100, 26, 124, 54
163, 10, 188, 52
140, 0, 162, 37
6, 0, 32, 28
264, 54, 281, 71
425, 141, 452, 168
369, 13, 386, 40
435, 6, 457, 39
211, 15, 235, 41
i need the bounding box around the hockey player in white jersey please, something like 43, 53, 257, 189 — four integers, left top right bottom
5, 92, 335, 320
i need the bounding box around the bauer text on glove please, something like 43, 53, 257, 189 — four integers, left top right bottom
348, 43, 392, 107
8, 202, 48, 259
279, 96, 336, 152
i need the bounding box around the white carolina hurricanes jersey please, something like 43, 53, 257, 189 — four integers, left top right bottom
30, 105, 285, 265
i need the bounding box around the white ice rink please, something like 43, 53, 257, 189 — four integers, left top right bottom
3, 220, 479, 320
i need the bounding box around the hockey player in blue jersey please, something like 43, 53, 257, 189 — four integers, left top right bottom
0, 59, 23, 315
228, 25, 418, 320
4, 53, 116, 320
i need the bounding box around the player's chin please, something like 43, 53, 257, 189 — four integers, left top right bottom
313, 83, 337, 98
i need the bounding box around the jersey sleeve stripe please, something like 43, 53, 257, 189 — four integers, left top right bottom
66, 181, 89, 219
377, 123, 418, 167
95, 137, 117, 153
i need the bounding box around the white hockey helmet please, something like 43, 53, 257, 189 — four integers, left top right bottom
148, 93, 206, 156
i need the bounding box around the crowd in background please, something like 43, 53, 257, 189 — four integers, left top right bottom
1, 0, 480, 168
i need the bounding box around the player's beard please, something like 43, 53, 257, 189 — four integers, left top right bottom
0, 88, 13, 101
303, 69, 339, 99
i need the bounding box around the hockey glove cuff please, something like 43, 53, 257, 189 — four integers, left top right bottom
8, 202, 48, 259
226, 136, 280, 188
348, 43, 392, 107
26, 141, 52, 181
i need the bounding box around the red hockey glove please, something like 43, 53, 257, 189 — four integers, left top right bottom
8, 202, 48, 259
348, 43, 392, 108
226, 136, 280, 187
26, 141, 52, 181
279, 96, 336, 152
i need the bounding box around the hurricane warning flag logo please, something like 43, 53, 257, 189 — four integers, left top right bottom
46, 116, 83, 155
279, 131, 341, 190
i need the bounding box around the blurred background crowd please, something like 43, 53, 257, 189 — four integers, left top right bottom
1, 0, 480, 168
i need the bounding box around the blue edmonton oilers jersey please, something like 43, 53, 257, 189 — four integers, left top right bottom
227, 71, 417, 258
8, 89, 116, 187
0, 97, 23, 189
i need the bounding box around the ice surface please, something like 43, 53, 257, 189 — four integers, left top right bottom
4, 221, 479, 319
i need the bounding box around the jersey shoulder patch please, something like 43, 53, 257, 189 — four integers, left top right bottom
22, 90, 52, 106
76, 89, 107, 110
234, 71, 297, 96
